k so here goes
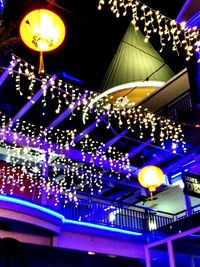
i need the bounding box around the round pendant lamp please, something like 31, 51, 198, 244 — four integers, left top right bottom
138, 165, 164, 208
19, 9, 66, 73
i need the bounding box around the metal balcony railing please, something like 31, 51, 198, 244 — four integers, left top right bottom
61, 194, 200, 232
61, 196, 176, 232
1, 172, 200, 233
158, 92, 192, 121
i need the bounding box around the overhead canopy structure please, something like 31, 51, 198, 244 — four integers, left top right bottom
98, 24, 175, 107
100, 24, 175, 91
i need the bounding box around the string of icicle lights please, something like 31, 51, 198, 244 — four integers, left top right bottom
9, 55, 93, 117
0, 54, 187, 206
8, 55, 186, 152
0, 112, 131, 207
98, 0, 200, 62
83, 94, 186, 151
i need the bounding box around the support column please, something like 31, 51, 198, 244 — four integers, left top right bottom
167, 240, 176, 267
145, 247, 152, 267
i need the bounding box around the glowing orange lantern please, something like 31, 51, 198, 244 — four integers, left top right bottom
19, 9, 66, 73
138, 165, 164, 207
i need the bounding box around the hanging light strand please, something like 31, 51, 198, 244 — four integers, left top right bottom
98, 0, 200, 62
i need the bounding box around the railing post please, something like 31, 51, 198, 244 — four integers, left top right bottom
184, 194, 192, 216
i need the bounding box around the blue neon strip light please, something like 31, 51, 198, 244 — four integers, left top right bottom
61, 71, 83, 85
0, 195, 142, 236
171, 172, 182, 179
0, 0, 4, 7
62, 218, 142, 236
0, 195, 64, 220
0, 0, 4, 13
176, 0, 191, 23
186, 11, 200, 27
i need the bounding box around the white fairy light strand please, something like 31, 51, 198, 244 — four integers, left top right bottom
83, 94, 186, 152
0, 54, 188, 207
98, 0, 200, 62
7, 55, 187, 150
0, 112, 132, 205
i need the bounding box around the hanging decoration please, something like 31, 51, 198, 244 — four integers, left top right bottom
7, 54, 187, 156
0, 54, 188, 207
82, 88, 186, 152
98, 0, 200, 63
19, 9, 66, 73
0, 112, 131, 206
9, 54, 92, 116
138, 165, 164, 208
8, 54, 186, 151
